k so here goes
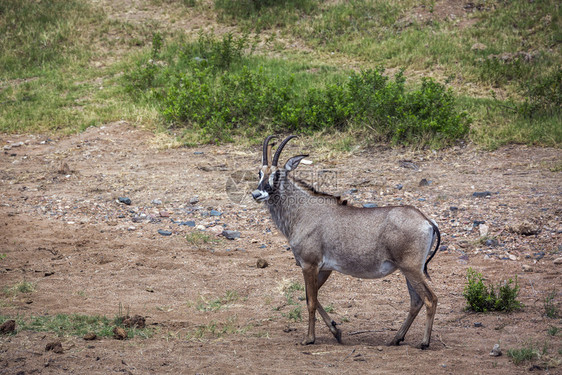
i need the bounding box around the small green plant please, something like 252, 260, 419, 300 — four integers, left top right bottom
547, 326, 559, 336
283, 282, 305, 305
284, 306, 302, 322
4, 281, 35, 296
195, 290, 239, 312
463, 268, 522, 312
507, 342, 548, 365
544, 290, 559, 318
185, 231, 219, 247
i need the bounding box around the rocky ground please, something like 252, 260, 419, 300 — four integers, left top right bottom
1, 122, 561, 374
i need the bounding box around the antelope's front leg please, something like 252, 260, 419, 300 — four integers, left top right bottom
301, 264, 319, 345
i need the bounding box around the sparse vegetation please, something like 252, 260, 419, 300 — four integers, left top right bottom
185, 231, 220, 247
544, 290, 559, 319
0, 313, 152, 339
463, 268, 522, 313
195, 290, 239, 312
507, 341, 548, 366
3, 281, 35, 296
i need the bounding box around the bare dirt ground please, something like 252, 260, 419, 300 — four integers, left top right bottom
1, 122, 561, 374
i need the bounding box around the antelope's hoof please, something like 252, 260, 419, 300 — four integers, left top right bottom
301, 337, 316, 345
388, 338, 403, 346
419, 342, 430, 350
333, 329, 342, 344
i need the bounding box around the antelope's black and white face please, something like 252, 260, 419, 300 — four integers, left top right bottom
251, 165, 278, 202
251, 135, 308, 203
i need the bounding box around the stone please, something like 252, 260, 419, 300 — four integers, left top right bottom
553, 257, 562, 265
419, 178, 430, 187
522, 264, 533, 272
210, 209, 222, 216
472, 191, 492, 198
157, 229, 172, 236
152, 199, 162, 205
222, 230, 240, 240
362, 203, 377, 208
510, 221, 540, 236
479, 224, 489, 238
83, 332, 97, 340
118, 197, 131, 205
256, 258, 269, 268
489, 343, 502, 357
189, 196, 199, 204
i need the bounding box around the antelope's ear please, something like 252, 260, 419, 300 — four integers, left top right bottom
284, 154, 308, 171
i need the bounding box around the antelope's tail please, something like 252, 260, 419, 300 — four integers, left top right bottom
423, 221, 441, 280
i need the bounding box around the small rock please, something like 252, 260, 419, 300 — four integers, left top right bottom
83, 332, 97, 341
193, 151, 204, 155
113, 326, 127, 340
57, 162, 71, 175
159, 211, 170, 218
146, 287, 154, 293
175, 220, 195, 227
533, 252, 545, 260
377, 346, 384, 351
479, 224, 489, 238
485, 239, 499, 247
122, 315, 146, 329
553, 257, 562, 265
522, 264, 533, 272
222, 230, 240, 240
210, 209, 222, 217
189, 196, 199, 204
449, 206, 458, 211
345, 188, 358, 195
511, 221, 540, 236
490, 343, 502, 357
157, 229, 172, 236
256, 258, 269, 268
439, 245, 448, 252
507, 252, 518, 261
474, 322, 483, 327
395, 184, 403, 190
0, 320, 16, 334
419, 178, 430, 187
45, 341, 64, 353
472, 191, 492, 198
152, 199, 162, 205
362, 203, 377, 208
118, 197, 132, 205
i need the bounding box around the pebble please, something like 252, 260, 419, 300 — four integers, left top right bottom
473, 191, 492, 198
474, 322, 483, 327
189, 196, 199, 204
256, 258, 269, 268
152, 199, 162, 205
157, 230, 172, 236
554, 257, 562, 265
362, 203, 377, 208
118, 197, 131, 205
210, 210, 222, 216
489, 343, 502, 357
478, 224, 489, 237
485, 239, 498, 247
419, 178, 430, 186
449, 206, 458, 211
45, 341, 64, 353
174, 220, 195, 227
83, 332, 97, 341
395, 184, 403, 190
522, 264, 533, 272
193, 151, 204, 155
222, 230, 240, 240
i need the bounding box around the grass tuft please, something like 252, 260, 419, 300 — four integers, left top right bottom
463, 268, 522, 313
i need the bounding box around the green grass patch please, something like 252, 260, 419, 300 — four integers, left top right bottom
185, 231, 221, 247
544, 290, 559, 319
0, 313, 153, 338
463, 268, 522, 313
507, 342, 548, 366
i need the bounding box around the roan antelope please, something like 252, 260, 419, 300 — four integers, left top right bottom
251, 135, 440, 349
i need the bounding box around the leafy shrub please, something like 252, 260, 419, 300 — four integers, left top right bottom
463, 268, 522, 312
126, 33, 471, 146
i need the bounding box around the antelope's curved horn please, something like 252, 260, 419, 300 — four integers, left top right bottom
262, 135, 277, 166
272, 135, 298, 166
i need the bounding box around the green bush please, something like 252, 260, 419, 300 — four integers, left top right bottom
126, 33, 471, 146
519, 67, 562, 118
463, 268, 522, 312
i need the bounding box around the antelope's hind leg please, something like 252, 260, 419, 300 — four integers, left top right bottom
301, 264, 319, 345
390, 273, 437, 349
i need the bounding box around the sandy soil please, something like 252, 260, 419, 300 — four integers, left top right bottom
1, 122, 560, 374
